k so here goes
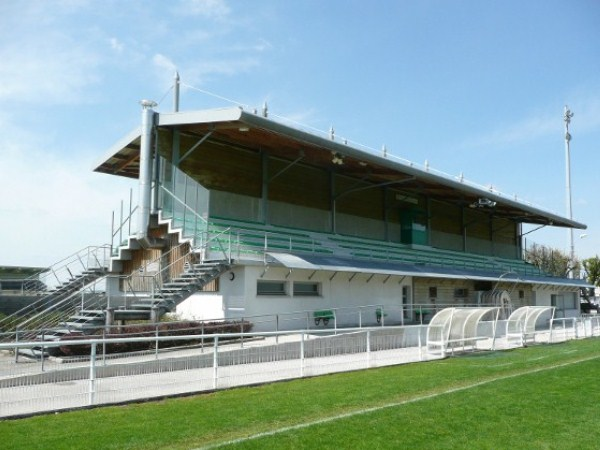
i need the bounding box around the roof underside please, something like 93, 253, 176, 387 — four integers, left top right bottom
267, 253, 593, 289
94, 107, 586, 230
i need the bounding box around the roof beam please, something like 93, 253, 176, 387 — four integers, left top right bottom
179, 130, 213, 163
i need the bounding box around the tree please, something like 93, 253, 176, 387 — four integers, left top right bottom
524, 244, 580, 278
583, 256, 600, 288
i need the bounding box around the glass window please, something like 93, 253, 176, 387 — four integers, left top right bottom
454, 288, 468, 298
293, 282, 320, 296
257, 280, 287, 296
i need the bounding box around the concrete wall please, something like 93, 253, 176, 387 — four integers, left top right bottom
175, 264, 412, 332
237, 266, 409, 331
534, 288, 579, 318
173, 264, 582, 332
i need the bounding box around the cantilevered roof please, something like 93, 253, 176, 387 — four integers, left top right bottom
94, 106, 586, 229
0, 266, 48, 278
266, 253, 594, 289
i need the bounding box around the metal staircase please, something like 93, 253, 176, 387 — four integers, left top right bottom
0, 247, 110, 338
8, 159, 234, 354
40, 233, 231, 336
127, 260, 231, 319
13, 250, 230, 359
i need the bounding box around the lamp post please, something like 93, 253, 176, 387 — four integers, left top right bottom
564, 106, 575, 277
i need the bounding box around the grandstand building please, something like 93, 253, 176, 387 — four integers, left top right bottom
92, 101, 590, 331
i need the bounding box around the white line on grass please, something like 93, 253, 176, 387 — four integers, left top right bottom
194, 353, 600, 450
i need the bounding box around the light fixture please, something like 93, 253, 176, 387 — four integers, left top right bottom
470, 197, 497, 208
331, 151, 344, 165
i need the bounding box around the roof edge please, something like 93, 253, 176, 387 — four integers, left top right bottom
93, 126, 141, 173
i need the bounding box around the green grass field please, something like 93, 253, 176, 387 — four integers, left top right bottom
3, 338, 600, 449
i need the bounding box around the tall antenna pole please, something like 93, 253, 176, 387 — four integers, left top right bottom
564, 105, 574, 277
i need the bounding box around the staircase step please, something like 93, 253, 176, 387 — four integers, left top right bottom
83, 267, 107, 274
190, 267, 222, 273
129, 300, 160, 306
66, 315, 104, 322
37, 329, 78, 338
163, 281, 197, 287
63, 322, 103, 329
192, 263, 225, 270
160, 286, 191, 293
171, 277, 201, 284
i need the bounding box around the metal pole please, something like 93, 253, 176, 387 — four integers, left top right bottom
174, 71, 180, 112
213, 336, 219, 389
300, 332, 305, 377
240, 319, 244, 348
128, 188, 133, 235
137, 100, 157, 239
564, 106, 575, 278
418, 324, 423, 361
491, 308, 499, 351
366, 330, 371, 367
41, 331, 45, 372
334, 310, 337, 335
102, 328, 106, 366
155, 323, 159, 359
14, 329, 19, 363
111, 210, 115, 251
89, 343, 97, 406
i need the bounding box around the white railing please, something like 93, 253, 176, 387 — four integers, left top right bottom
0, 326, 428, 418
2, 314, 600, 419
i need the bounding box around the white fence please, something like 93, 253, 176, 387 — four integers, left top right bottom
1, 316, 599, 419
0, 326, 430, 418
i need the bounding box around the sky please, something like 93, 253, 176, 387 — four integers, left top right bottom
1, 0, 599, 267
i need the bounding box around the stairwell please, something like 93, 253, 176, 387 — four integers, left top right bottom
10, 159, 234, 353
0, 248, 110, 336
46, 213, 232, 337
126, 260, 230, 321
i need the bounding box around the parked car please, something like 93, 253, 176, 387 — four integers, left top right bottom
580, 299, 600, 314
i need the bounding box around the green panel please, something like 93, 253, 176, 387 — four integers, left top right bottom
400, 209, 428, 245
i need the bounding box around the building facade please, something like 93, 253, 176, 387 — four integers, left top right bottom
93, 104, 590, 331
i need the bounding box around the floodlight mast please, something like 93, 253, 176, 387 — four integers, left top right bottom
564, 105, 574, 277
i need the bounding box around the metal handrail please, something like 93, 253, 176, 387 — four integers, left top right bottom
5, 300, 531, 345
0, 246, 111, 330
13, 275, 109, 332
